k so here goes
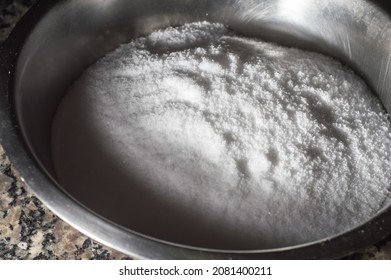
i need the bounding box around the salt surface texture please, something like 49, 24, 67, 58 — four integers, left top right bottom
51, 22, 391, 249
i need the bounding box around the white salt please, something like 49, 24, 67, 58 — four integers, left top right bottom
51, 22, 391, 249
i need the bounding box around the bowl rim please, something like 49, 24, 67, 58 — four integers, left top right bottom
1, 0, 391, 259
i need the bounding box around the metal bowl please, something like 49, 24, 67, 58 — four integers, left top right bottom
1, 0, 391, 259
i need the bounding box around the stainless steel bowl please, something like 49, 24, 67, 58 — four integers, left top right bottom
1, 0, 391, 259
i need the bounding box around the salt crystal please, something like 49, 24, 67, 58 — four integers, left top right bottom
51, 22, 391, 248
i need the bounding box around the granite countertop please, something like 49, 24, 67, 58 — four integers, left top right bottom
1, 0, 391, 260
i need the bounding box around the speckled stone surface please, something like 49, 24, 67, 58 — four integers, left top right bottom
1, 0, 391, 260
